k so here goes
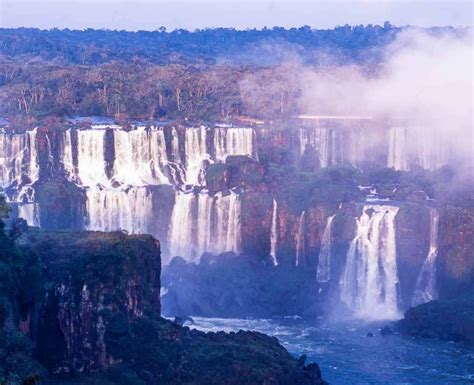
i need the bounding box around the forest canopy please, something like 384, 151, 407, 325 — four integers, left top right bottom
0, 25, 461, 123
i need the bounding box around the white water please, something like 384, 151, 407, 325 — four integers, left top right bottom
0, 131, 39, 188
316, 214, 336, 283
387, 127, 409, 171
340, 205, 401, 320
299, 127, 331, 168
17, 202, 40, 227
295, 211, 306, 266
415, 129, 450, 171
76, 129, 109, 187
215, 127, 254, 162
112, 127, 169, 186
61, 129, 76, 178
168, 191, 242, 261
270, 199, 278, 266
85, 186, 154, 234
184, 126, 210, 186
412, 209, 440, 306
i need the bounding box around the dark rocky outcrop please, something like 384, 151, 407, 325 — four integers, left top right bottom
395, 297, 474, 344
0, 219, 327, 385
26, 230, 162, 374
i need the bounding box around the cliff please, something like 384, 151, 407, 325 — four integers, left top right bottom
0, 223, 327, 385
1, 121, 473, 319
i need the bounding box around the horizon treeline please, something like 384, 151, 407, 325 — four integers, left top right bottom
0, 24, 460, 123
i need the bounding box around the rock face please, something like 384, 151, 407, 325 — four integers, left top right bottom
395, 297, 474, 344
437, 206, 474, 299
26, 230, 162, 374
1, 120, 473, 318
0, 223, 327, 385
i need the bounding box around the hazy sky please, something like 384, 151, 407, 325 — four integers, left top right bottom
0, 0, 472, 31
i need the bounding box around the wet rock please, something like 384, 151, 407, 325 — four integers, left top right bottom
395, 297, 474, 344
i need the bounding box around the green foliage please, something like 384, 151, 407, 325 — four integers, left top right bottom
0, 331, 45, 385
103, 314, 306, 385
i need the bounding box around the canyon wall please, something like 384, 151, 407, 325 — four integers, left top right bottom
1, 117, 472, 318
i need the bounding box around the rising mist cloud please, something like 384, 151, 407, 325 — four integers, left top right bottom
299, 28, 473, 167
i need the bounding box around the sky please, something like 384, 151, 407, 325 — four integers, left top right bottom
0, 0, 472, 31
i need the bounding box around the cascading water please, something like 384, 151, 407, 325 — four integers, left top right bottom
340, 205, 401, 320
76, 129, 109, 187
17, 202, 40, 227
27, 130, 40, 183
61, 129, 76, 178
270, 199, 278, 266
0, 131, 39, 188
184, 126, 210, 186
387, 126, 409, 171
168, 191, 242, 262
167, 192, 195, 260
299, 127, 331, 168
316, 214, 336, 283
215, 127, 254, 162
416, 129, 450, 171
226, 128, 254, 158
112, 127, 169, 186
85, 186, 154, 234
295, 211, 306, 266
412, 209, 440, 306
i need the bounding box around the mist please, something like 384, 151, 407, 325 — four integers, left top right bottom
298, 28, 473, 169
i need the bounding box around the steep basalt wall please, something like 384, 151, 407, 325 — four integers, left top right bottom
1, 120, 472, 319
0, 224, 327, 385
22, 230, 162, 374
395, 203, 432, 308
437, 206, 474, 298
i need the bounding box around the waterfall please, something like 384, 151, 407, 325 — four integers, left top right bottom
85, 186, 154, 234
416, 129, 449, 171
295, 211, 306, 266
215, 127, 254, 162
111, 127, 169, 186
168, 191, 242, 261
167, 192, 195, 260
27, 130, 39, 183
17, 202, 40, 227
61, 129, 76, 178
170, 127, 181, 162
0, 131, 38, 188
76, 129, 108, 187
270, 199, 278, 266
226, 128, 254, 158
0, 133, 25, 187
412, 209, 440, 306
214, 127, 227, 162
299, 126, 331, 168
387, 127, 409, 171
340, 205, 401, 319
316, 214, 336, 282
184, 126, 210, 186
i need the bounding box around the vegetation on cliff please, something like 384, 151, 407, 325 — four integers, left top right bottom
0, 197, 327, 385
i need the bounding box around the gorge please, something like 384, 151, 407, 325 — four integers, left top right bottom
1, 116, 472, 322
0, 22, 473, 385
